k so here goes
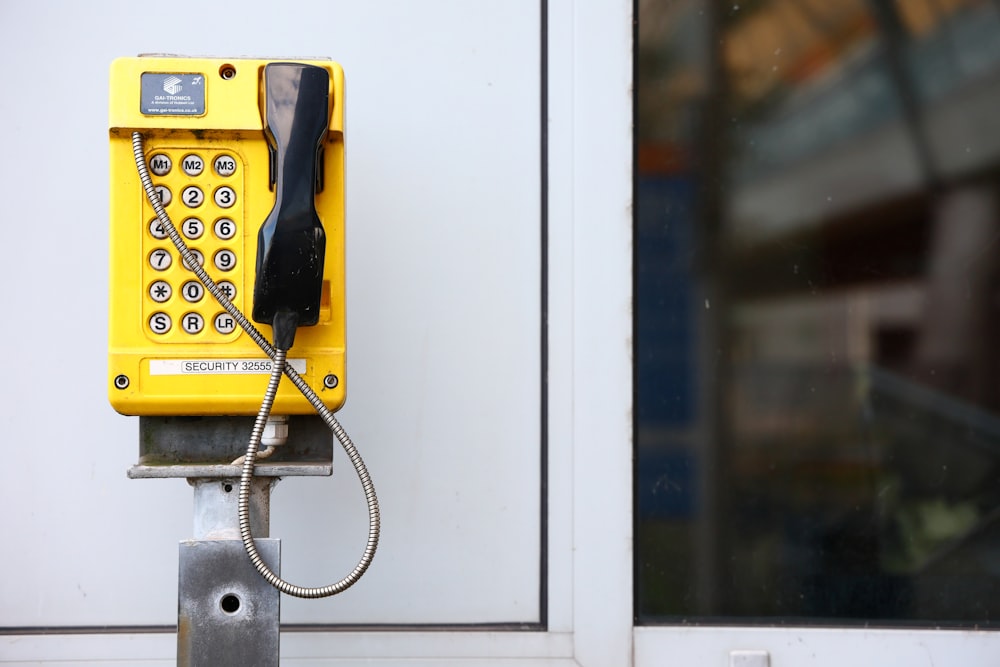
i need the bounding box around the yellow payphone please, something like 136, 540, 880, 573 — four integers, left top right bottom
108, 56, 345, 416
109, 56, 377, 601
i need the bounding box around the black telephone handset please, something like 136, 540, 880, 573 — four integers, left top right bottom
253, 63, 330, 349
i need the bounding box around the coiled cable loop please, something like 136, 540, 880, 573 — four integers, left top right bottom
132, 131, 379, 598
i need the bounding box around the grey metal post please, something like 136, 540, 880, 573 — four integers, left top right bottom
177, 478, 280, 667
127, 416, 334, 667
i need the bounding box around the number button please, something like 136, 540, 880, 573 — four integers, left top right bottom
214, 218, 236, 240
149, 312, 172, 334
182, 217, 205, 240
214, 186, 236, 208
154, 185, 172, 206
149, 218, 168, 239
214, 249, 237, 272
149, 154, 172, 176
214, 155, 237, 177
181, 154, 204, 176
181, 312, 205, 335
181, 280, 205, 303
149, 249, 172, 271
149, 280, 172, 303
214, 313, 238, 335
182, 186, 204, 208
182, 249, 205, 271
217, 281, 237, 300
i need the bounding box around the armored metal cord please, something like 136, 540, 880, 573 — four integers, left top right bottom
131, 131, 380, 598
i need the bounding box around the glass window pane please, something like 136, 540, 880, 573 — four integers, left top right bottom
636, 0, 1000, 625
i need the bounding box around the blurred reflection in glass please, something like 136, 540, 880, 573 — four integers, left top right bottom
636, 0, 1000, 624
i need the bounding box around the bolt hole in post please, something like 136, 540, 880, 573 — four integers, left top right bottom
223, 482, 233, 493
220, 593, 241, 614
219, 64, 236, 80
114, 374, 129, 390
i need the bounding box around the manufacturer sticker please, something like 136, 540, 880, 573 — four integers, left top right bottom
149, 358, 307, 376
140, 73, 206, 116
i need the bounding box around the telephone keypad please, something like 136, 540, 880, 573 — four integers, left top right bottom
141, 147, 244, 342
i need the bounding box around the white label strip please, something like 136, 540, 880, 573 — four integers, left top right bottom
149, 358, 307, 376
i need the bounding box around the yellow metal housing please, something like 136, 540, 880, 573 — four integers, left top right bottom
108, 56, 346, 415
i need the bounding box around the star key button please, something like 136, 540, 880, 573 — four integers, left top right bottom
149, 280, 171, 303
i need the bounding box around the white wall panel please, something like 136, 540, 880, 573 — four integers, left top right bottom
0, 0, 540, 628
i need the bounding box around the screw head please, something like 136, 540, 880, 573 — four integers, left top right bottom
323, 374, 339, 389
113, 374, 130, 390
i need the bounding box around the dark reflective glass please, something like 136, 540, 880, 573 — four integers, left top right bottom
636, 0, 1000, 625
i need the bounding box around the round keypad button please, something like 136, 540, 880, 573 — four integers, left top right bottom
182, 249, 205, 270
214, 218, 237, 240
149, 280, 172, 303
217, 281, 237, 301
149, 312, 172, 334
181, 280, 205, 303
181, 154, 205, 176
149, 248, 172, 271
182, 217, 204, 240
149, 219, 168, 239
214, 249, 237, 271
214, 155, 237, 177
182, 185, 204, 208
181, 312, 205, 334
214, 186, 236, 208
154, 185, 172, 206
149, 154, 172, 176
214, 312, 238, 334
